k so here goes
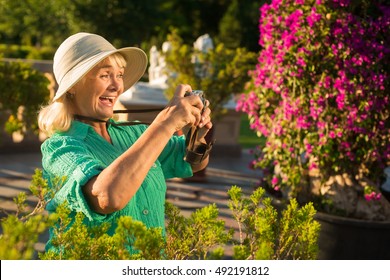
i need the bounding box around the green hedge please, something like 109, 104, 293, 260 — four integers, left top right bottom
0, 169, 320, 260
0, 60, 50, 134
0, 44, 55, 60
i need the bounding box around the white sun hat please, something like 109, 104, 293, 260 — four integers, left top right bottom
52, 32, 148, 101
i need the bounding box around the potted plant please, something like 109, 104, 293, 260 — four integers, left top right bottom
0, 58, 50, 151
237, 0, 390, 259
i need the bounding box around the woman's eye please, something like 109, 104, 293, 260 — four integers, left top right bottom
100, 74, 109, 79
117, 74, 124, 79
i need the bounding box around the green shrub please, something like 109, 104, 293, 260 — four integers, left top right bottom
0, 169, 55, 260
0, 60, 50, 135
0, 44, 55, 60
165, 202, 233, 260
0, 170, 320, 260
228, 185, 320, 260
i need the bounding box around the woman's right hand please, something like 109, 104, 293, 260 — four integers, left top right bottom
154, 84, 205, 133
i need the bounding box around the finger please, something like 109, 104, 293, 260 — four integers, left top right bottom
203, 99, 210, 109
174, 84, 193, 98
199, 106, 211, 126
199, 115, 211, 128
200, 99, 209, 115
182, 94, 204, 112
198, 115, 211, 128
201, 106, 211, 118
197, 123, 213, 140
192, 107, 202, 127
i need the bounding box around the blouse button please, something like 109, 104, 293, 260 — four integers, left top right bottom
143, 209, 149, 215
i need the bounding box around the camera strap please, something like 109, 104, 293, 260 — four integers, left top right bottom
184, 125, 215, 165
73, 107, 214, 164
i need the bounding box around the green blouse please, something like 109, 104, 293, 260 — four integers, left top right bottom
41, 120, 192, 252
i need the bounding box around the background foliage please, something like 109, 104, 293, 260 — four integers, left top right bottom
0, 0, 265, 55
163, 29, 258, 119
0, 60, 50, 135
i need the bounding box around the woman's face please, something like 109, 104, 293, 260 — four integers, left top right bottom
71, 56, 125, 120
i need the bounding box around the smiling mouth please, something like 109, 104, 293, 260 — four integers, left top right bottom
99, 96, 115, 106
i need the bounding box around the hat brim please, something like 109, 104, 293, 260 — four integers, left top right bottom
53, 47, 147, 101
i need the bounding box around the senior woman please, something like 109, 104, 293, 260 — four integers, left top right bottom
38, 32, 213, 254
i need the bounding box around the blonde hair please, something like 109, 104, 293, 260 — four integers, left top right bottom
38, 53, 127, 137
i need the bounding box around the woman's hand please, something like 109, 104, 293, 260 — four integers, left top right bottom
196, 99, 212, 141
155, 84, 209, 133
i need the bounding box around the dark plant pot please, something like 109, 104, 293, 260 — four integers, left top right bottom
315, 212, 390, 260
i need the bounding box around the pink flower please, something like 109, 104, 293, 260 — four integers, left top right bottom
305, 143, 313, 155
309, 162, 318, 170
317, 122, 326, 130
297, 57, 306, 67
364, 194, 372, 201
296, 115, 310, 129
306, 8, 322, 27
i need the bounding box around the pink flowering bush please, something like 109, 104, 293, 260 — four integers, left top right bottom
237, 0, 390, 220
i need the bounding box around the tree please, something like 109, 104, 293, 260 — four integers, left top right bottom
71, 0, 166, 47
218, 0, 264, 52
0, 0, 261, 54
0, 0, 76, 48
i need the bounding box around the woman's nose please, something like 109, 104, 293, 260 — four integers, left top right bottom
109, 75, 123, 91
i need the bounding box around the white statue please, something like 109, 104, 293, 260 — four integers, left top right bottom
148, 45, 160, 82
193, 34, 214, 53
192, 34, 214, 77
147, 36, 214, 85
162, 41, 172, 53
148, 42, 172, 86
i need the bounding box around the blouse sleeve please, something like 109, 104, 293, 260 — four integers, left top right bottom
41, 136, 108, 222
158, 134, 193, 179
